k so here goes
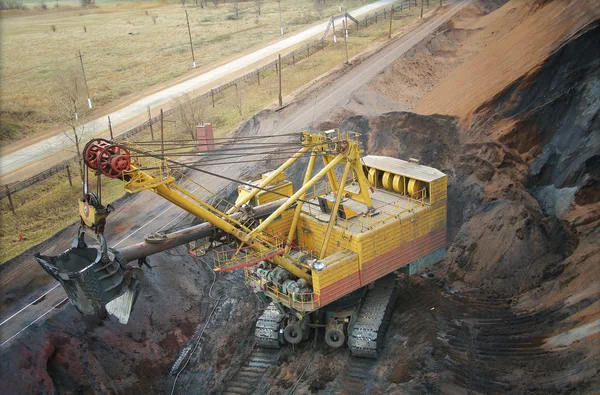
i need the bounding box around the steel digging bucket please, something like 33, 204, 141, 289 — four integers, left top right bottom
34, 231, 142, 324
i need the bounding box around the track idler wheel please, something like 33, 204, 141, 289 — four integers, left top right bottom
83, 138, 113, 170
283, 323, 303, 345
99, 144, 131, 178
325, 327, 346, 348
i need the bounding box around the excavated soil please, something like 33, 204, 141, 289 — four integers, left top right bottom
1, 1, 599, 394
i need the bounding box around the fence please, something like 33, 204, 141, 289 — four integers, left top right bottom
0, 0, 432, 201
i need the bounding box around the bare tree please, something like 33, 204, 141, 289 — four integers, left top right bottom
173, 93, 205, 141
47, 68, 93, 178
231, 83, 244, 120
255, 0, 262, 15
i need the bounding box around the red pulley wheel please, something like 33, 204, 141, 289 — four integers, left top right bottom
98, 144, 131, 178
83, 138, 112, 170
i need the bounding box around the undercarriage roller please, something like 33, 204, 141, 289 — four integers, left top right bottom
283, 322, 304, 345
325, 326, 345, 348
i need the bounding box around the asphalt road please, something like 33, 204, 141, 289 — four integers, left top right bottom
0, 0, 398, 181
0, 0, 470, 347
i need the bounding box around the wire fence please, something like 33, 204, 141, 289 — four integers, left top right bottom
0, 0, 430, 202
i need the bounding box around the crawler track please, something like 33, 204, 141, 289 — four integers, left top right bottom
336, 357, 378, 395
223, 347, 281, 395
348, 280, 398, 358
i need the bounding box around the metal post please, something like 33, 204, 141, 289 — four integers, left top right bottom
343, 20, 349, 64
160, 109, 165, 169
5, 186, 15, 216
389, 8, 393, 38
211, 89, 215, 108
421, 0, 424, 18
257, 70, 260, 86
332, 16, 336, 44
278, 54, 283, 107
292, 53, 295, 65
185, 10, 196, 68
66, 165, 73, 187
307, 44, 310, 57
77, 50, 92, 109
147, 106, 154, 140
278, 0, 283, 35
108, 115, 114, 140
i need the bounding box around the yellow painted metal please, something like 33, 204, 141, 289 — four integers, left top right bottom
382, 171, 394, 190
227, 144, 311, 214
285, 153, 316, 254
367, 168, 378, 186
120, 164, 313, 282
247, 153, 345, 239
392, 174, 404, 194
408, 178, 425, 196
78, 200, 108, 229
319, 161, 352, 259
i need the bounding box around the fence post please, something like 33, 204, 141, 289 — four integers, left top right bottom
211, 89, 215, 108
5, 186, 15, 216
257, 70, 260, 86
292, 53, 295, 65
147, 106, 154, 141
307, 44, 310, 57
389, 8, 393, 38
375, 11, 377, 23
278, 54, 283, 107
66, 165, 73, 187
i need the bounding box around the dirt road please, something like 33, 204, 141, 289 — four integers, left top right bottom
0, 0, 401, 184
0, 0, 470, 349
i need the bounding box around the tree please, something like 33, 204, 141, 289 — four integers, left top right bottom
173, 93, 205, 141
47, 68, 94, 178
255, 0, 262, 15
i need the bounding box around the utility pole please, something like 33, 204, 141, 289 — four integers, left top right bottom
278, 0, 283, 35
389, 7, 393, 38
185, 10, 196, 68
108, 115, 114, 140
77, 50, 92, 109
332, 16, 336, 44
278, 54, 283, 107
343, 20, 349, 64
147, 106, 154, 140
160, 109, 165, 169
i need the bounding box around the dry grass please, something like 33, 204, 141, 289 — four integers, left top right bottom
0, 5, 426, 264
0, 0, 377, 146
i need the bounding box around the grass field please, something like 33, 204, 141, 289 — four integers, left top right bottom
0, 0, 378, 146
0, 3, 429, 263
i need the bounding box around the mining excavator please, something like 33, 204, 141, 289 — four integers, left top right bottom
35, 129, 447, 358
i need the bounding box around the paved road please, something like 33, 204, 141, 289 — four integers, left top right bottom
0, 0, 398, 180
0, 0, 469, 347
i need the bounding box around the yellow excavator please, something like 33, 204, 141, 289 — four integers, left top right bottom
35, 129, 447, 357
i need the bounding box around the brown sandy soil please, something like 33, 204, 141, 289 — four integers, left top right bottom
414, 0, 600, 123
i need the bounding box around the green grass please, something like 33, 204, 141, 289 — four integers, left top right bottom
0, 0, 379, 147
0, 5, 429, 264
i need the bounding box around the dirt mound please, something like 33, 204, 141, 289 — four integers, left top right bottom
415, 0, 600, 122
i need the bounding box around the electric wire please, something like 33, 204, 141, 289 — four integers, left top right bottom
128, 147, 325, 208
170, 255, 225, 395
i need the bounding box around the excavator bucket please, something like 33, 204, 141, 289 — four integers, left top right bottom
34, 231, 142, 324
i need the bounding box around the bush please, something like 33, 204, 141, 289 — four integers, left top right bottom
40, 2, 48, 9
0, 0, 29, 10
80, 0, 94, 6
